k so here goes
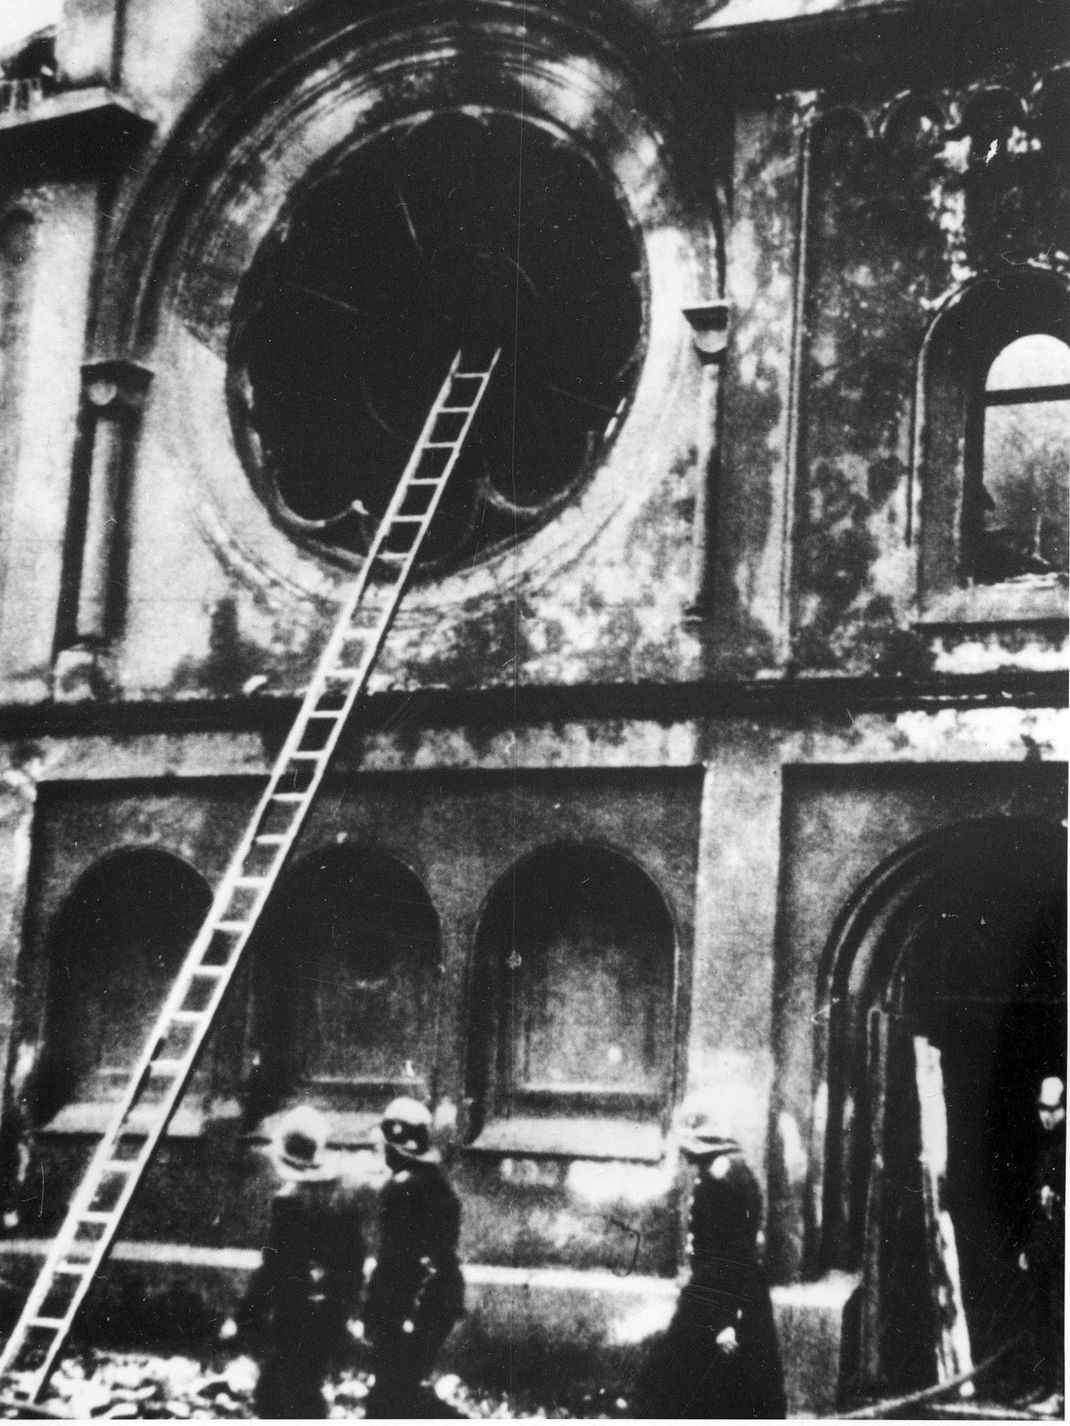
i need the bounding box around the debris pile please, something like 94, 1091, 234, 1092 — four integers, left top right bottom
0, 1352, 632, 1418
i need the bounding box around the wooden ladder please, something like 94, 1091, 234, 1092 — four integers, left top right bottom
0, 347, 500, 1406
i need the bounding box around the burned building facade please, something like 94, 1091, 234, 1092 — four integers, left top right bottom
0, 0, 1066, 1412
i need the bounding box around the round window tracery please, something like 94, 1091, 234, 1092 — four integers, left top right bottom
229, 109, 646, 572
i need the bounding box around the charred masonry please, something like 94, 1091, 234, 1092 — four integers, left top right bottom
0, 0, 1065, 1414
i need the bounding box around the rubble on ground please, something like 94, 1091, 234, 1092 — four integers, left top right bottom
0, 1351, 633, 1419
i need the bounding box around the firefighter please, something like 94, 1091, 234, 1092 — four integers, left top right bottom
364, 1096, 466, 1418
634, 1095, 786, 1419
1019, 1075, 1065, 1416
224, 1105, 365, 1419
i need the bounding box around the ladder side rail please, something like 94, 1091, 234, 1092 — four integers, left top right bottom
258, 349, 498, 806
0, 347, 499, 1401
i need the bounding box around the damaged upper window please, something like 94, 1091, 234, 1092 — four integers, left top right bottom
918, 268, 1070, 617
0, 28, 56, 90
966, 333, 1070, 583
229, 110, 645, 572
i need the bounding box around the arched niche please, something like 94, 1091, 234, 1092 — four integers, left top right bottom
247, 843, 441, 1122
466, 841, 677, 1148
38, 847, 212, 1119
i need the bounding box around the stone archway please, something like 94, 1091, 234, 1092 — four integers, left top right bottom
815, 817, 1066, 1398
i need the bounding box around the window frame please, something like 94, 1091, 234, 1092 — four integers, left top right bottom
915, 267, 1070, 624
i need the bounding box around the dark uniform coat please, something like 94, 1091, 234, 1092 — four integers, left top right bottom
364, 1155, 465, 1417
1025, 1121, 1065, 1396
636, 1152, 786, 1419
237, 1178, 365, 1419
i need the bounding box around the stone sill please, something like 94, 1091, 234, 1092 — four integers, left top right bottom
689, 0, 892, 32
40, 1103, 207, 1139
246, 1106, 383, 1152
465, 1116, 665, 1163
917, 574, 1068, 628
0, 86, 148, 134
0, 1236, 261, 1272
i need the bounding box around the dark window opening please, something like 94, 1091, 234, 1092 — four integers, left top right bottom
249, 845, 440, 1119
37, 850, 212, 1117
229, 110, 645, 572
0, 30, 56, 86
965, 333, 1070, 583
918, 269, 1070, 615
467, 844, 674, 1137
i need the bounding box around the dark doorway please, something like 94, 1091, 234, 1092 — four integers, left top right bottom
886, 837, 1066, 1394
831, 819, 1066, 1402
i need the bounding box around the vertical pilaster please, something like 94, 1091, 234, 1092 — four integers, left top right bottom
683, 301, 729, 619
54, 358, 151, 699
0, 760, 39, 1224
76, 359, 151, 641
687, 751, 783, 1186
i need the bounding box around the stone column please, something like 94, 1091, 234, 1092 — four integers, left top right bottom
54, 358, 151, 699
683, 301, 729, 619
0, 760, 39, 1225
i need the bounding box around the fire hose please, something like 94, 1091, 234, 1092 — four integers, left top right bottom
840, 1334, 1024, 1420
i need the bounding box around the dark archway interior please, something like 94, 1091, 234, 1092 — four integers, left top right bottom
467, 844, 674, 1133
38, 851, 212, 1116
249, 845, 440, 1115
879, 832, 1067, 1395
231, 109, 644, 569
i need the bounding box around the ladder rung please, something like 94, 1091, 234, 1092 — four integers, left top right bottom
211, 920, 252, 933
148, 1059, 184, 1076
170, 1010, 207, 1024
407, 477, 446, 486
438, 405, 474, 413
388, 515, 426, 524
189, 964, 225, 978
234, 875, 270, 886
55, 1263, 89, 1276
286, 751, 324, 762
422, 441, 456, 449
307, 710, 342, 720
76, 1212, 114, 1225
269, 792, 308, 803
103, 1160, 137, 1174
253, 832, 288, 843
27, 1317, 66, 1331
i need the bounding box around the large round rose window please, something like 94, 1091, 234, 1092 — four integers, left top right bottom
229, 109, 645, 571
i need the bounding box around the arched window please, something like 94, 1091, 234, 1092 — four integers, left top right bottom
966, 333, 1070, 582
39, 850, 212, 1119
917, 269, 1070, 619
250, 846, 441, 1119
467, 844, 676, 1146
